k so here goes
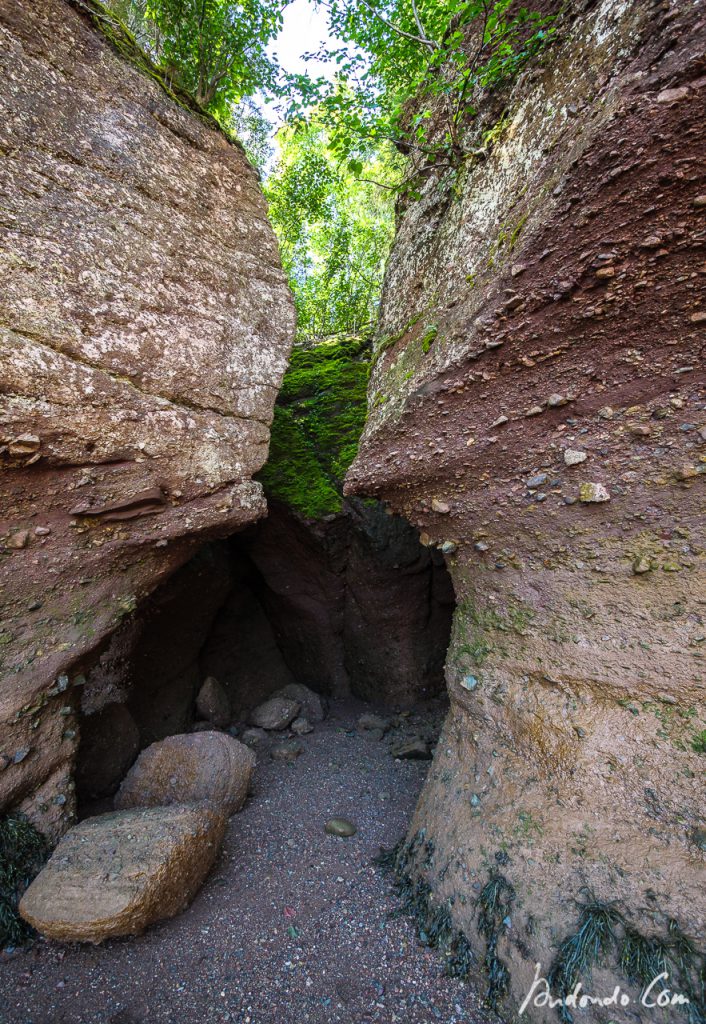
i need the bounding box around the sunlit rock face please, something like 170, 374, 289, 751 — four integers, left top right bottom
347, 0, 705, 1015
0, 0, 294, 838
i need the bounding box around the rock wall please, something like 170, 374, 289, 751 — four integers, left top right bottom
347, 0, 705, 1016
236, 499, 455, 705
0, 0, 294, 837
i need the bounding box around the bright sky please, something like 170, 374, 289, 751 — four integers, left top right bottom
268, 0, 338, 80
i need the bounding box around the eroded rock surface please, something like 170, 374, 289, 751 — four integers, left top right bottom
347, 0, 705, 1016
0, 0, 294, 836
19, 805, 226, 943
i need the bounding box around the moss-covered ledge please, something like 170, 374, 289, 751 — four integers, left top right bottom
257, 336, 370, 520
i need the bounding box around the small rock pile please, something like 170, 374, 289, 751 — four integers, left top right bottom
243, 684, 328, 762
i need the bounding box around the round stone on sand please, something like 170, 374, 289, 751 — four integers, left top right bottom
325, 817, 357, 837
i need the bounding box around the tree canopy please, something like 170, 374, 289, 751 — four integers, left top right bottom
103, 0, 552, 343
265, 119, 398, 341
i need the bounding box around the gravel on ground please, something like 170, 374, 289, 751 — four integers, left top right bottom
0, 698, 494, 1024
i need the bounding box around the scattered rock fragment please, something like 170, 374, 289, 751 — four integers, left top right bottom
196, 676, 231, 729
390, 738, 432, 760
628, 423, 651, 438
325, 817, 357, 838
431, 498, 450, 514
358, 713, 391, 735
249, 696, 301, 731
579, 482, 611, 503
564, 449, 587, 466
271, 739, 304, 762
6, 530, 29, 550
19, 805, 226, 943
241, 727, 268, 748
291, 717, 313, 735
526, 473, 548, 489
272, 684, 327, 723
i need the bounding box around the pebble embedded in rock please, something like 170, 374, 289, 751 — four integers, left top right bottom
526, 473, 548, 489
564, 449, 587, 466
431, 498, 450, 514
6, 530, 29, 550
632, 556, 652, 575
579, 482, 611, 503
325, 817, 357, 838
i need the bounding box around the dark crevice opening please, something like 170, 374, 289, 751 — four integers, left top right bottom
75, 498, 455, 815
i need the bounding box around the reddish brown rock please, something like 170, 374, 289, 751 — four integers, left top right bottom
115, 731, 255, 816
0, 0, 294, 836
195, 677, 231, 729
346, 0, 705, 1015
19, 805, 226, 943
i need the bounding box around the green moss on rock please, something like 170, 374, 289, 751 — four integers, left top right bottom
257, 336, 370, 519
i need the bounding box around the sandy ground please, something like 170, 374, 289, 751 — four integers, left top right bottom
0, 699, 494, 1024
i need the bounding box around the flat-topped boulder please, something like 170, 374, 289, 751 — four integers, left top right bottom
20, 805, 226, 943
115, 731, 255, 816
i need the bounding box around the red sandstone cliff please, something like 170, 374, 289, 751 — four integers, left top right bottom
347, 0, 705, 1016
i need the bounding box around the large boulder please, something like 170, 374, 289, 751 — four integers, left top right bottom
249, 697, 301, 731
19, 805, 226, 943
115, 732, 255, 816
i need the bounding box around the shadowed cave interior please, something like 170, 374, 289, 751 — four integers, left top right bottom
75, 498, 456, 811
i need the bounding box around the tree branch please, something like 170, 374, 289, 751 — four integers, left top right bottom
357, 0, 438, 50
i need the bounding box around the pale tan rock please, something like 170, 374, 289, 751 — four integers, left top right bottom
115, 732, 255, 816
19, 805, 226, 943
